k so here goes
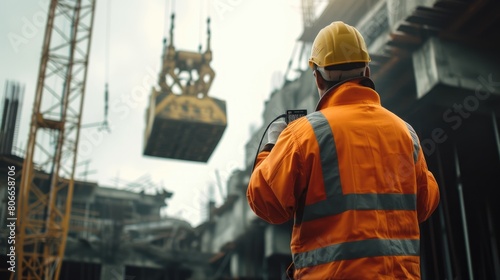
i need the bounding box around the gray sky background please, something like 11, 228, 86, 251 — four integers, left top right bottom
0, 0, 308, 226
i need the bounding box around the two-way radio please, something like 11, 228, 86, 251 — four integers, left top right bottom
285, 109, 308, 124
252, 109, 307, 171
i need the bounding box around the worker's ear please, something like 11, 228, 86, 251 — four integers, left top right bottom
364, 66, 371, 78
314, 70, 327, 91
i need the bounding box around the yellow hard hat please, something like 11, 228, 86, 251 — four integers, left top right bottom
309, 21, 370, 69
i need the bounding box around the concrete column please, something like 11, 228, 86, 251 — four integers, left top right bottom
188, 267, 210, 280
230, 253, 239, 278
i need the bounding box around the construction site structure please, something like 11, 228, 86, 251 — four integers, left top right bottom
0, 81, 24, 156
0, 87, 212, 278
143, 13, 227, 162
0, 151, 211, 279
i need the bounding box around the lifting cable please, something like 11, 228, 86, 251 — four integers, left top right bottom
100, 0, 112, 132
207, 0, 212, 47
199, 0, 204, 53
199, 0, 211, 52
164, 0, 175, 40
163, 0, 168, 39
81, 0, 111, 131
169, 0, 176, 47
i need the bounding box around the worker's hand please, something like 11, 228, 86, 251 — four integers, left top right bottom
267, 120, 287, 145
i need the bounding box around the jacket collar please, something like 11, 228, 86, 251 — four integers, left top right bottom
315, 77, 380, 111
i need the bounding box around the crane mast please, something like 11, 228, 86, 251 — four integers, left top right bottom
13, 0, 96, 279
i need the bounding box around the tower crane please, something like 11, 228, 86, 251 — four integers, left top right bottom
12, 0, 96, 279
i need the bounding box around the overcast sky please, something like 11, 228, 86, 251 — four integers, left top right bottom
0, 0, 306, 226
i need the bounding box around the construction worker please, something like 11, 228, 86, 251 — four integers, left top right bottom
247, 21, 440, 279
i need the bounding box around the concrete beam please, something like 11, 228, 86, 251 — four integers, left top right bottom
387, 0, 440, 32
413, 37, 500, 109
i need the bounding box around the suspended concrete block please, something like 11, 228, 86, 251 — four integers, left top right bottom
143, 91, 227, 162
144, 14, 226, 162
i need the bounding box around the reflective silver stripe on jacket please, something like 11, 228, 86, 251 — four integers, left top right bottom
293, 239, 420, 269
405, 122, 420, 163
302, 193, 417, 221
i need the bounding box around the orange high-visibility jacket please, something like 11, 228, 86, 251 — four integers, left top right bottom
247, 81, 440, 279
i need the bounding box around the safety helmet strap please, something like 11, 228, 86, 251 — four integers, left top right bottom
316, 65, 368, 82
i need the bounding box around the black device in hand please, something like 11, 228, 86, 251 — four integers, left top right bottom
285, 109, 307, 124
252, 109, 307, 171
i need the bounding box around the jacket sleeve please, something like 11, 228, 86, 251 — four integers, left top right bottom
415, 146, 440, 223
246, 127, 305, 224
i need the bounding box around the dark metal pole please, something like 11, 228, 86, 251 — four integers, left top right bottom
489, 111, 500, 279
453, 144, 474, 279
492, 111, 500, 162
486, 201, 500, 280
435, 146, 453, 279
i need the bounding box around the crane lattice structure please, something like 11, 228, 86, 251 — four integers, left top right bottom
13, 0, 96, 279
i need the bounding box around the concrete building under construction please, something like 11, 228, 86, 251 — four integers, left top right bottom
199, 0, 500, 279
0, 144, 209, 279
1, 0, 500, 279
